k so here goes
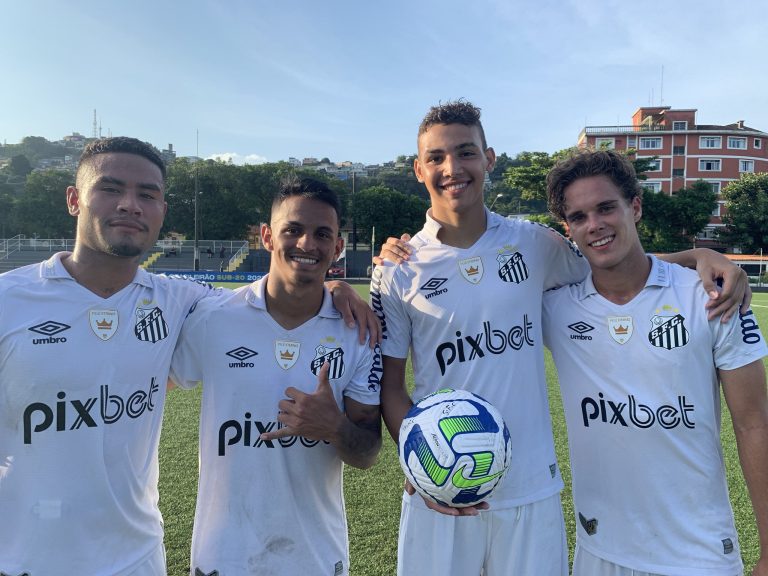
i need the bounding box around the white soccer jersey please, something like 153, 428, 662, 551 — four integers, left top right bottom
371, 209, 588, 508
543, 256, 767, 576
170, 276, 381, 576
0, 253, 213, 576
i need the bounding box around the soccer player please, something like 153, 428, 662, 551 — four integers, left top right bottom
371, 100, 752, 576
543, 149, 768, 576
0, 138, 376, 576
170, 176, 382, 576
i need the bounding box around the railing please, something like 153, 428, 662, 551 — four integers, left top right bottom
0, 235, 76, 259
581, 124, 673, 136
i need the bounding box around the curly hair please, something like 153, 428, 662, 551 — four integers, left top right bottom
418, 99, 487, 150
547, 149, 643, 220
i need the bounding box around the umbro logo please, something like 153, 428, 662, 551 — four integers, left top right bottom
226, 347, 258, 361
195, 569, 219, 576
29, 320, 70, 345
1, 572, 30, 576
420, 277, 448, 300
29, 321, 70, 336
227, 346, 257, 368
568, 321, 594, 341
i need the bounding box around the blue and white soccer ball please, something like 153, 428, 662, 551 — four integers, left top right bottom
398, 388, 512, 508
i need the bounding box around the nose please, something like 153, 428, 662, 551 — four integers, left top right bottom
118, 190, 142, 215
586, 212, 604, 233
296, 232, 315, 251
444, 154, 463, 178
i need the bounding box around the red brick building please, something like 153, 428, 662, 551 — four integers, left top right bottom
578, 106, 768, 243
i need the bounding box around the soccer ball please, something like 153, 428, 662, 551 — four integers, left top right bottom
398, 388, 512, 508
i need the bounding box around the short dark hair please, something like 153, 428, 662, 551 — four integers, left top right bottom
272, 175, 341, 223
78, 137, 166, 179
418, 100, 487, 150
547, 149, 643, 220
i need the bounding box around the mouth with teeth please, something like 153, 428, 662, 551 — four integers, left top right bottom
291, 254, 320, 265
589, 235, 615, 248
441, 181, 470, 194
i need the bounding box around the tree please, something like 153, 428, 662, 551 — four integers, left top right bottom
349, 186, 428, 245
719, 173, 768, 253
10, 154, 32, 178
14, 170, 75, 237
638, 180, 716, 252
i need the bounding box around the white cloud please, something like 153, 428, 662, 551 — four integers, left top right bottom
207, 152, 269, 165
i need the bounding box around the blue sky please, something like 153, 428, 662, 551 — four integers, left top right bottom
3, 0, 767, 165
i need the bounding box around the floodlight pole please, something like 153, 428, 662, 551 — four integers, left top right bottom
193, 129, 200, 271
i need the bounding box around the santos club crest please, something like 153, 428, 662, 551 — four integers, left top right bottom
496, 250, 528, 284
134, 306, 169, 343
648, 311, 689, 350
311, 340, 345, 379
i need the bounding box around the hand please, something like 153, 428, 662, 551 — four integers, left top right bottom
260, 363, 343, 442
328, 280, 381, 346
695, 250, 752, 322
372, 234, 413, 266
404, 479, 489, 517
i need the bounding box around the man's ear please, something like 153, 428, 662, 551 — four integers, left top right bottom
66, 186, 80, 216
261, 223, 274, 252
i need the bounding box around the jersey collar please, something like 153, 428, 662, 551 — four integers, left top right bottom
577, 255, 670, 300
42, 252, 154, 288
244, 274, 341, 319
422, 207, 502, 241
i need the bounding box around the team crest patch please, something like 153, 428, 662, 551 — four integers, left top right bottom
311, 337, 345, 379
134, 307, 169, 343
458, 257, 483, 284
89, 309, 118, 341
648, 306, 689, 350
496, 248, 528, 284
275, 340, 300, 370
607, 316, 633, 344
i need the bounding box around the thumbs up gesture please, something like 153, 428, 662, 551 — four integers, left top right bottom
259, 362, 344, 442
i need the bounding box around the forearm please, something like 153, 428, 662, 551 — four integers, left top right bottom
332, 414, 382, 469
657, 248, 704, 269
735, 423, 768, 557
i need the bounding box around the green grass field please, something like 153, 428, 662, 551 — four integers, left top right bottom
158, 286, 768, 575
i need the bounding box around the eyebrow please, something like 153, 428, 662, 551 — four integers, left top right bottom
94, 175, 162, 192
424, 142, 480, 155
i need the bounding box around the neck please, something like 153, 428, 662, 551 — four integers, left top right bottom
432, 204, 487, 248
591, 249, 651, 305
264, 275, 325, 330
62, 246, 140, 298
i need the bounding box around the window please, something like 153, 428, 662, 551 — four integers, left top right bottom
595, 138, 615, 150
672, 121, 688, 131
705, 181, 721, 195
755, 138, 762, 149
643, 182, 662, 193
672, 168, 684, 177
644, 159, 661, 171
699, 159, 721, 171
700, 136, 721, 149
673, 145, 686, 155
711, 202, 723, 217
740, 160, 755, 173
627, 136, 637, 148
728, 136, 747, 149
639, 137, 662, 150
